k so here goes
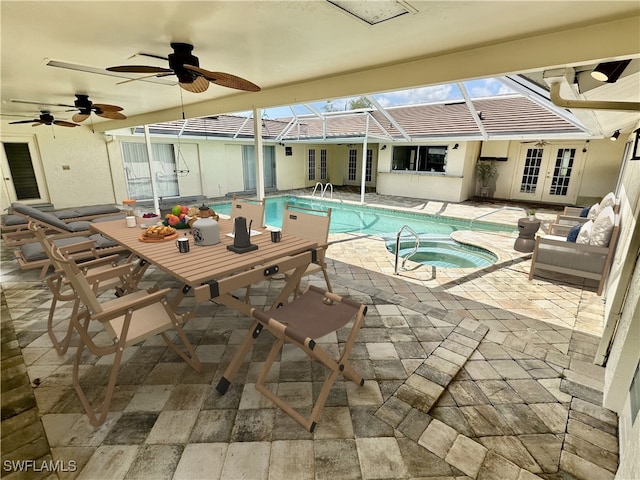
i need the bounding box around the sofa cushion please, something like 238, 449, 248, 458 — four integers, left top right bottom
580, 207, 590, 218
20, 236, 92, 262
590, 206, 615, 247
587, 203, 600, 220
73, 204, 121, 216
566, 224, 581, 243
576, 220, 593, 245
2, 214, 27, 226
65, 221, 92, 232
88, 234, 118, 248
53, 209, 81, 220
599, 192, 616, 211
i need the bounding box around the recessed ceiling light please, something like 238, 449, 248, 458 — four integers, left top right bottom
326, 0, 416, 25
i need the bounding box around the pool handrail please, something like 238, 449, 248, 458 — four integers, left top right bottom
311, 182, 334, 200
395, 225, 420, 274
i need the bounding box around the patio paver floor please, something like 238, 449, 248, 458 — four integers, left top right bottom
1, 192, 618, 480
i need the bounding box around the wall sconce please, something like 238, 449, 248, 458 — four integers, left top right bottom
591, 59, 631, 83
631, 128, 640, 160
381, 145, 387, 150
609, 130, 620, 141
452, 143, 459, 150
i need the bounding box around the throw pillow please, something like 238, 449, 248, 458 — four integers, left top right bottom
566, 224, 581, 242
580, 207, 590, 218
587, 203, 600, 220
590, 206, 615, 247
600, 192, 616, 211
576, 220, 593, 244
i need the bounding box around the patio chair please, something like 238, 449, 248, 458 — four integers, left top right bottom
529, 208, 620, 295
250, 285, 367, 432
49, 245, 202, 426
231, 194, 265, 229
281, 202, 332, 295
29, 222, 140, 354
2, 202, 124, 246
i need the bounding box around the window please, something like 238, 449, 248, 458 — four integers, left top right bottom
308, 149, 316, 181
392, 145, 448, 173
348, 149, 357, 181
365, 149, 373, 181
320, 149, 327, 180
2, 143, 40, 200
122, 142, 179, 200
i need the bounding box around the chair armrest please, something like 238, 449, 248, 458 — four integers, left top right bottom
77, 254, 121, 270
555, 215, 589, 225
84, 263, 132, 285
563, 206, 584, 217
548, 224, 572, 236
92, 288, 171, 321
536, 236, 609, 254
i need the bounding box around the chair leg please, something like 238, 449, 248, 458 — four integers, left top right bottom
159, 300, 202, 371
46, 276, 78, 355
72, 315, 121, 427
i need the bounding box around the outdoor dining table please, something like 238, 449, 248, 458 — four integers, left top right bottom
90, 217, 320, 392
91, 216, 318, 310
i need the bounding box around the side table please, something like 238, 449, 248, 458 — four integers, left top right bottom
514, 217, 541, 253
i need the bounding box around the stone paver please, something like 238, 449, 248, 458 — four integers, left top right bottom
1, 191, 619, 480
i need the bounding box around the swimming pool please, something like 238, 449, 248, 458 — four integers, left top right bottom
213, 196, 512, 269
213, 196, 515, 237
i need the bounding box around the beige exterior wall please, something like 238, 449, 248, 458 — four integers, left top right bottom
600, 129, 640, 480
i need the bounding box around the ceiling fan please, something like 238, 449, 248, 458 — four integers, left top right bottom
7, 111, 79, 128
521, 140, 549, 147
106, 42, 261, 93
11, 94, 126, 123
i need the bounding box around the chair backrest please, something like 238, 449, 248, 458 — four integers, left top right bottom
13, 203, 73, 232
282, 202, 331, 251
49, 245, 103, 314
231, 195, 265, 228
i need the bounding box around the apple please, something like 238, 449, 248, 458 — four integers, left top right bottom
171, 205, 182, 216
167, 214, 180, 226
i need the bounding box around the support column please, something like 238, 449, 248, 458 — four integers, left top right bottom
143, 124, 160, 215
253, 108, 265, 201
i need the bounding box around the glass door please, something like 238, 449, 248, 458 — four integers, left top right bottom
1, 138, 50, 204
242, 145, 275, 191
511, 144, 582, 204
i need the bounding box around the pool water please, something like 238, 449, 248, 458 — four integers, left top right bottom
213, 196, 510, 268
387, 236, 498, 269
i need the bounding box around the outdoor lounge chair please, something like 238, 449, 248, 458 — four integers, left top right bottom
554, 192, 619, 227
49, 245, 202, 426
249, 285, 367, 431
2, 202, 124, 247
281, 202, 332, 296
29, 222, 140, 354
529, 207, 620, 295
231, 194, 265, 229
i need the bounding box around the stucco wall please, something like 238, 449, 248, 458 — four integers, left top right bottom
1, 126, 117, 210
600, 129, 640, 480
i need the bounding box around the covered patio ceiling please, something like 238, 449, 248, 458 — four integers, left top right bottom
1, 1, 639, 134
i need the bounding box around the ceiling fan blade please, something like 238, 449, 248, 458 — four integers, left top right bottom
72, 113, 90, 123
98, 111, 127, 120
53, 120, 79, 127
107, 65, 173, 74
183, 65, 261, 92
92, 103, 123, 112
32, 123, 44, 127
179, 76, 210, 93
11, 99, 75, 108
8, 119, 38, 124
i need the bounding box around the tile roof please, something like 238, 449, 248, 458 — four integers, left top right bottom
138, 95, 583, 142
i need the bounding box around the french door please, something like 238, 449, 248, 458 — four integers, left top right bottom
511, 144, 583, 204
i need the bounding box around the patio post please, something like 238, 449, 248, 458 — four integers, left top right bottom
253, 108, 265, 202
143, 124, 161, 216
360, 115, 369, 204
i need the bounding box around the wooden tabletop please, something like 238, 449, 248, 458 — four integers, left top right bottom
91, 218, 317, 286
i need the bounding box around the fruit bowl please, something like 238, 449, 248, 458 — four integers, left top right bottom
163, 204, 191, 229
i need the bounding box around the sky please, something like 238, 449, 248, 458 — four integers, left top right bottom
252, 78, 515, 120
